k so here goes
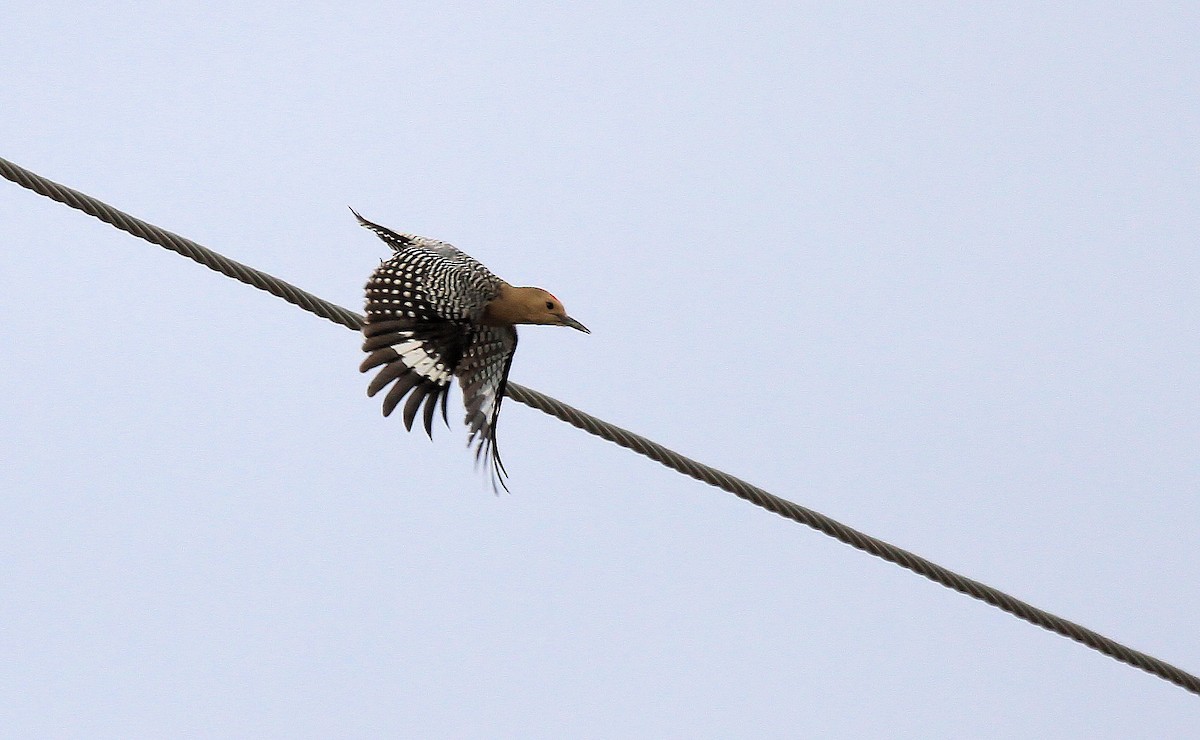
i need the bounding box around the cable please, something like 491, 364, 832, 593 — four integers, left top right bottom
3, 154, 1197, 697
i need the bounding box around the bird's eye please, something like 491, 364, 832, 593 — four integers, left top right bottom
545, 301, 555, 310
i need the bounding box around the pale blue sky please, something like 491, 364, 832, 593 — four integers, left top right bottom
2, 2, 1198, 737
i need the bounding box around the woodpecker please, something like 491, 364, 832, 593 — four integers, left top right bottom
356, 210, 588, 489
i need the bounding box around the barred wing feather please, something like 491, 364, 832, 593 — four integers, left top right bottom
457, 326, 518, 491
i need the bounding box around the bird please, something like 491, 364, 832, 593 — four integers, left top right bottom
355, 210, 589, 490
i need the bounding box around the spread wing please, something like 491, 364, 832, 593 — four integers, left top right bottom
357, 211, 517, 488
457, 326, 518, 492
357, 212, 495, 438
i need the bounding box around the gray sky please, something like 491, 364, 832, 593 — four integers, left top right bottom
2, 2, 1198, 737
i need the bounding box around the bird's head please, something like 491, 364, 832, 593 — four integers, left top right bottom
488, 285, 590, 333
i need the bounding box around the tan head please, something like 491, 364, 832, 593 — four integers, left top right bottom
483, 285, 590, 332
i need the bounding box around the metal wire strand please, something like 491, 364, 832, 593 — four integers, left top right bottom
3, 154, 1197, 697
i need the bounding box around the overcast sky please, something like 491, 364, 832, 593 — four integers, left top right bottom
2, 2, 1198, 737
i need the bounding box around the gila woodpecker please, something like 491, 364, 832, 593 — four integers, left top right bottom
356, 210, 588, 489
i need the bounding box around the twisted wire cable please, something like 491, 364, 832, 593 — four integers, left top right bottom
3, 155, 1197, 697
0, 157, 364, 333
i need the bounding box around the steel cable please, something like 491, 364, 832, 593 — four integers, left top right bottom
3, 154, 1197, 697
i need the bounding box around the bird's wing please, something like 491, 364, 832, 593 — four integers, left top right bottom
360, 246, 483, 436
456, 326, 519, 491
356, 210, 512, 482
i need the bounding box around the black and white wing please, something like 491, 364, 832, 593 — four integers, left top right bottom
456, 326, 519, 491
357, 211, 501, 437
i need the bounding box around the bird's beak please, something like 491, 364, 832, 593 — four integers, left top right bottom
560, 315, 590, 334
